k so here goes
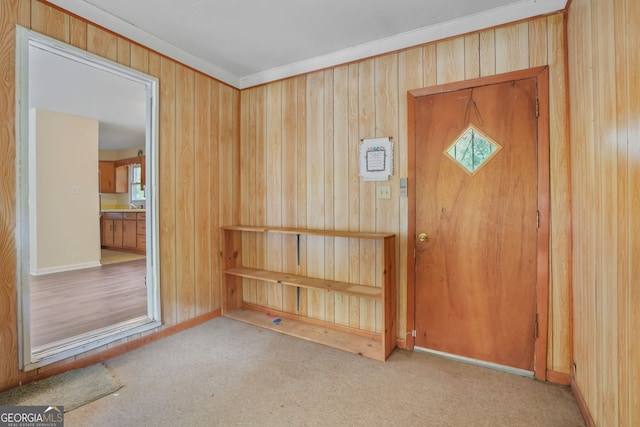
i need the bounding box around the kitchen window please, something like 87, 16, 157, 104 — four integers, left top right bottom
130, 164, 145, 204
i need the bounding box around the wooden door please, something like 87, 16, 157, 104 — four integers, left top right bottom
414, 78, 539, 371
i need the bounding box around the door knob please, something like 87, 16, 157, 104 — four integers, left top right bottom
418, 233, 429, 242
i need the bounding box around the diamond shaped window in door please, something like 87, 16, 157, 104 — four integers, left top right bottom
445, 124, 502, 174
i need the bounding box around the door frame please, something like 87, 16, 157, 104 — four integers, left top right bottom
15, 27, 161, 370
406, 66, 550, 380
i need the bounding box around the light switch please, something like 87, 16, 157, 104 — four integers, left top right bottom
377, 185, 391, 199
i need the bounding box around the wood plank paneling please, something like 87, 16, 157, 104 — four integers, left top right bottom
130, 44, 149, 73
159, 57, 178, 327
240, 14, 572, 374
479, 29, 496, 77
30, 0, 68, 42
626, 1, 640, 424
436, 38, 465, 84
358, 59, 376, 332
374, 54, 398, 333
306, 71, 326, 321
568, 0, 640, 424
1, 0, 22, 389
347, 64, 361, 329
175, 65, 196, 323
209, 79, 222, 312
495, 22, 529, 73
529, 17, 548, 68
0, 1, 239, 391
333, 66, 350, 326
464, 34, 480, 79
323, 70, 335, 323
281, 79, 299, 314
266, 81, 283, 309
86, 25, 117, 61
547, 12, 571, 378
240, 89, 254, 305
116, 38, 130, 66
2, 0, 573, 395
68, 16, 86, 49
194, 73, 212, 316
253, 86, 267, 308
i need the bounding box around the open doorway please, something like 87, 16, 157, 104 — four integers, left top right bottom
15, 27, 160, 370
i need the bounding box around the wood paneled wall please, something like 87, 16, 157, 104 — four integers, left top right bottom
568, 0, 640, 424
240, 14, 572, 375
0, 0, 239, 390
0, 0, 573, 391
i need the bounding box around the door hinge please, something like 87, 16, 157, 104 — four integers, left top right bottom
534, 313, 539, 339
535, 98, 539, 118
412, 329, 417, 338
536, 211, 540, 229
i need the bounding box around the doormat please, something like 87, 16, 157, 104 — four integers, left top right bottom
0, 363, 122, 412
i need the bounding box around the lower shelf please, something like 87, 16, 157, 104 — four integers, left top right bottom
223, 307, 384, 361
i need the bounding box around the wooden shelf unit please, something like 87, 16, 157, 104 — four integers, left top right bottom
221, 225, 397, 361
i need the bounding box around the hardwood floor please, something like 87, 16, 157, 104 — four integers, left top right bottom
30, 259, 147, 348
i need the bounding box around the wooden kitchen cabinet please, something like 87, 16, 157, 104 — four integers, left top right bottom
99, 161, 128, 193
101, 217, 115, 246
113, 216, 123, 246
101, 212, 145, 254
122, 213, 137, 248
136, 212, 146, 250
115, 166, 128, 193
99, 161, 115, 193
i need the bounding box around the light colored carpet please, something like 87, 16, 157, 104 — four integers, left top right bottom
0, 363, 122, 412
64, 317, 585, 426
100, 249, 145, 265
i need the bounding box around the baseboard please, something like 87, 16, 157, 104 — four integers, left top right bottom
571, 377, 595, 427
7, 309, 221, 391
31, 261, 101, 276
546, 370, 570, 385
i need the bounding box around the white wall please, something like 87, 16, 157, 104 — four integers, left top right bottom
30, 109, 100, 274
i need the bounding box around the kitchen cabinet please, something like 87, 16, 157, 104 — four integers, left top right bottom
99, 161, 128, 193
113, 219, 123, 246
122, 213, 137, 248
101, 217, 115, 246
136, 212, 146, 250
99, 161, 115, 193
115, 166, 128, 193
101, 211, 146, 254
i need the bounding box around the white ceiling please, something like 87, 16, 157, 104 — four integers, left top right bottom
31, 0, 567, 151
29, 45, 147, 151
48, 0, 567, 89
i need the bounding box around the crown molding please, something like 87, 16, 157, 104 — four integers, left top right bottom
239, 0, 566, 88
47, 0, 566, 90
46, 0, 240, 87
